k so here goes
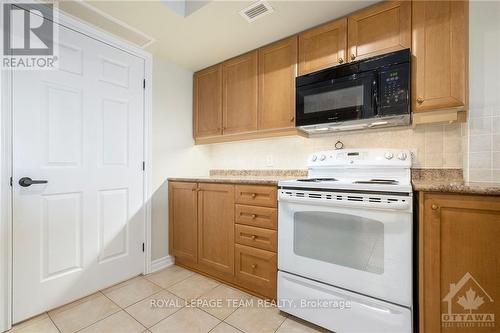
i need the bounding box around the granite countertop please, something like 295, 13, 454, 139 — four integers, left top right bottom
169, 169, 500, 195
168, 169, 307, 185
411, 169, 500, 195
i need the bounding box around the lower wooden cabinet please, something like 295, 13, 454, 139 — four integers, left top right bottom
169, 181, 278, 299
197, 183, 235, 280
419, 192, 500, 333
168, 182, 198, 266
235, 244, 277, 299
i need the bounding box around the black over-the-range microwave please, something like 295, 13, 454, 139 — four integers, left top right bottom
296, 49, 411, 134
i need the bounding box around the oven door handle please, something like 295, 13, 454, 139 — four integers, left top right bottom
279, 195, 410, 210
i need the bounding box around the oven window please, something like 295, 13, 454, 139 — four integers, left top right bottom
303, 85, 364, 114
293, 211, 384, 274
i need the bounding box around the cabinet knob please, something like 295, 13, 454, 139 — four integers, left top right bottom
431, 204, 439, 210
251, 214, 257, 219
251, 264, 257, 269
351, 54, 356, 61
192, 188, 197, 191
251, 193, 256, 198
251, 235, 257, 240
338, 57, 344, 64
417, 97, 424, 104
290, 116, 295, 122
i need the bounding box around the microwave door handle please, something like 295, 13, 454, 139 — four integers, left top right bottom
372, 80, 379, 115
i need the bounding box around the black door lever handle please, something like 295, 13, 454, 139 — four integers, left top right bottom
19, 177, 48, 187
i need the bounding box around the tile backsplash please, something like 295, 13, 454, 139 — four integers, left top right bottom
466, 1, 500, 182
207, 123, 463, 170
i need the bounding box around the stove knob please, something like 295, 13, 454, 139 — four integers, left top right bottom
320, 155, 326, 161
384, 152, 394, 160
312, 155, 318, 162
398, 152, 408, 160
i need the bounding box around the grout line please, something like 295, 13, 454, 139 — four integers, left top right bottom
144, 305, 185, 329
46, 312, 62, 333
219, 321, 245, 333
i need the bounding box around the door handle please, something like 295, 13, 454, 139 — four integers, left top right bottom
19, 177, 48, 187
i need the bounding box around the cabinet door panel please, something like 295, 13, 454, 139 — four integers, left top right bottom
420, 193, 500, 333
223, 51, 258, 134
348, 1, 411, 61
194, 65, 222, 138
298, 18, 347, 75
168, 182, 198, 265
258, 36, 297, 130
235, 244, 277, 299
198, 183, 235, 280
412, 1, 468, 112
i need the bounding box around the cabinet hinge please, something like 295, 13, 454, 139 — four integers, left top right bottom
143, 79, 146, 89
142, 161, 145, 171
142, 243, 145, 252
10, 177, 13, 187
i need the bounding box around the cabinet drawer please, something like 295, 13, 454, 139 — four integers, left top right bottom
235, 244, 277, 299
235, 224, 277, 252
235, 185, 277, 208
235, 204, 277, 230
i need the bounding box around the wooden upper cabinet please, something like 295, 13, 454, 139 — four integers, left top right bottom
298, 18, 347, 75
168, 182, 198, 265
222, 51, 258, 134
258, 36, 298, 130
420, 193, 500, 333
348, 1, 411, 62
412, 0, 468, 113
197, 183, 235, 280
193, 64, 222, 138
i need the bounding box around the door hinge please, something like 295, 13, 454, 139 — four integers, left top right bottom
143, 79, 146, 89
10, 177, 13, 187
142, 243, 145, 252
142, 161, 145, 171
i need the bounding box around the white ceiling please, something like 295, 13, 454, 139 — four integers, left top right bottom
82, 0, 379, 71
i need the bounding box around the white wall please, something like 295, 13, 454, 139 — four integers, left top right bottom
150, 57, 210, 261
467, 1, 500, 182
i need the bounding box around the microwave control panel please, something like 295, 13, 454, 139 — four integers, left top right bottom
379, 65, 409, 113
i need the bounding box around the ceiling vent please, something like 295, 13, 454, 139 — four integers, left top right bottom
239, 1, 274, 22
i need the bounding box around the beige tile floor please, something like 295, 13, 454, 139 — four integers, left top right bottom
8, 265, 331, 333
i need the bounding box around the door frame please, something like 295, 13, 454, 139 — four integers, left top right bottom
0, 5, 153, 331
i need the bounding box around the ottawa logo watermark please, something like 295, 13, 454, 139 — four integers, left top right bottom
442, 272, 495, 329
2, 1, 59, 70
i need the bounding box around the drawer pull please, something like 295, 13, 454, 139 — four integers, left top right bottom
251, 235, 257, 240
251, 193, 256, 198
251, 214, 257, 219
251, 264, 257, 269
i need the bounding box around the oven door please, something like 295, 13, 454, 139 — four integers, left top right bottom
277, 189, 412, 307
296, 71, 377, 126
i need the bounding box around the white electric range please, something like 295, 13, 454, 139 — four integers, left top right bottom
277, 149, 413, 333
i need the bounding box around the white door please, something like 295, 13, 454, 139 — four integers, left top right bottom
12, 20, 146, 323
278, 189, 413, 307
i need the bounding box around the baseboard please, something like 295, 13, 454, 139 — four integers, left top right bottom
150, 255, 174, 273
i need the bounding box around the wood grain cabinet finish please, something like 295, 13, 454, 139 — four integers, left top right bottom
168, 182, 198, 266
419, 193, 500, 333
412, 0, 468, 113
235, 244, 277, 299
197, 183, 235, 280
222, 51, 258, 134
258, 36, 298, 130
235, 224, 277, 252
235, 204, 277, 230
348, 1, 411, 62
193, 65, 222, 138
235, 185, 277, 208
298, 18, 347, 75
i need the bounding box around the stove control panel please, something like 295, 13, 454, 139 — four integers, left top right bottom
308, 149, 412, 168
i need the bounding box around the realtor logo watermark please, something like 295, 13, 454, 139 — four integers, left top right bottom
2, 1, 58, 69
442, 272, 495, 329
